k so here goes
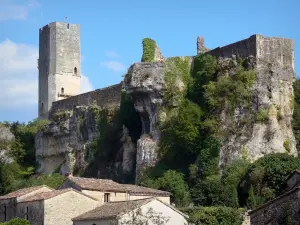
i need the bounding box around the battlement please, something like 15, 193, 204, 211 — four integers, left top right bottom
49, 83, 123, 118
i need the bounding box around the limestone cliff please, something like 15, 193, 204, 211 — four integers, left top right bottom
0, 125, 15, 164
125, 34, 297, 178
35, 106, 137, 181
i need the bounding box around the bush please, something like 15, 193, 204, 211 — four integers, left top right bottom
141, 38, 156, 62
181, 206, 243, 225
1, 218, 30, 225
239, 153, 300, 207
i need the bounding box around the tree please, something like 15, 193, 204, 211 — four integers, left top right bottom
118, 207, 170, 225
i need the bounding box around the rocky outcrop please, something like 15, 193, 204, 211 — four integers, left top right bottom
125, 35, 297, 176
217, 35, 297, 168
125, 62, 165, 181
0, 125, 15, 164
35, 106, 136, 177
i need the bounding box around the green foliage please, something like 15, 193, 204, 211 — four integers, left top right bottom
181, 206, 243, 225
239, 153, 300, 207
9, 173, 65, 192
283, 139, 291, 153
8, 138, 25, 163
164, 57, 191, 105
1, 218, 30, 225
0, 162, 22, 194
141, 38, 156, 62
119, 89, 142, 142
205, 64, 255, 113
154, 170, 191, 207
292, 78, 300, 154
187, 54, 218, 108
256, 109, 269, 123
10, 118, 49, 167
159, 100, 202, 167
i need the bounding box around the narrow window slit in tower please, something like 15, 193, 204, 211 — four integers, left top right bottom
74, 67, 77, 75
67, 23, 70, 29
61, 88, 64, 94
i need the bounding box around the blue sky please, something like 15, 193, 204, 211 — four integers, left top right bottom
0, 0, 299, 123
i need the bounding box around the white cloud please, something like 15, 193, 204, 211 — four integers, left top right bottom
81, 74, 93, 93
0, 0, 40, 22
0, 39, 38, 108
100, 60, 127, 73
105, 50, 120, 59
0, 39, 94, 110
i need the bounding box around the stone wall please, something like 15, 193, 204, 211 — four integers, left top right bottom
49, 83, 123, 118
249, 187, 300, 225
38, 22, 81, 120
44, 191, 100, 225
204, 34, 297, 167
17, 201, 44, 225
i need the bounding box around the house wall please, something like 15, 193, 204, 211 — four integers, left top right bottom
129, 195, 170, 204
73, 219, 114, 225
0, 198, 17, 222
250, 189, 300, 224
44, 191, 100, 225
287, 173, 300, 191
81, 190, 128, 202
17, 201, 44, 225
119, 199, 188, 225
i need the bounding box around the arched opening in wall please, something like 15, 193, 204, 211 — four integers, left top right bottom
74, 67, 77, 75
67, 23, 70, 29
61, 87, 64, 94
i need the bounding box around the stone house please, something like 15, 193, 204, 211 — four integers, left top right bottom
58, 176, 171, 204
72, 198, 189, 225
248, 170, 300, 224
16, 188, 100, 225
0, 185, 53, 223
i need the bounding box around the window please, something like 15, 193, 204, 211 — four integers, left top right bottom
61, 87, 64, 94
104, 193, 110, 202
74, 67, 77, 75
4, 206, 6, 221
25, 207, 29, 220
67, 23, 70, 29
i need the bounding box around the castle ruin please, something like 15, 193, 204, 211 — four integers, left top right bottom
36, 22, 297, 181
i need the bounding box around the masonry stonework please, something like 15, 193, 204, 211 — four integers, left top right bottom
38, 22, 81, 119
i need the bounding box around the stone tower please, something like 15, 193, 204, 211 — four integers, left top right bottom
38, 22, 81, 119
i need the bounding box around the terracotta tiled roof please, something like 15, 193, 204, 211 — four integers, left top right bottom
0, 185, 53, 200
19, 188, 97, 202
68, 176, 124, 192
72, 198, 153, 221
67, 176, 170, 196
122, 184, 170, 196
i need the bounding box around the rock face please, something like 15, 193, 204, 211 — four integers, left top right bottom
125, 34, 297, 176
35, 106, 136, 177
0, 125, 15, 164
125, 62, 165, 182
212, 35, 297, 168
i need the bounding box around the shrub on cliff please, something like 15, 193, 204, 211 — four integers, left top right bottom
141, 38, 156, 62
